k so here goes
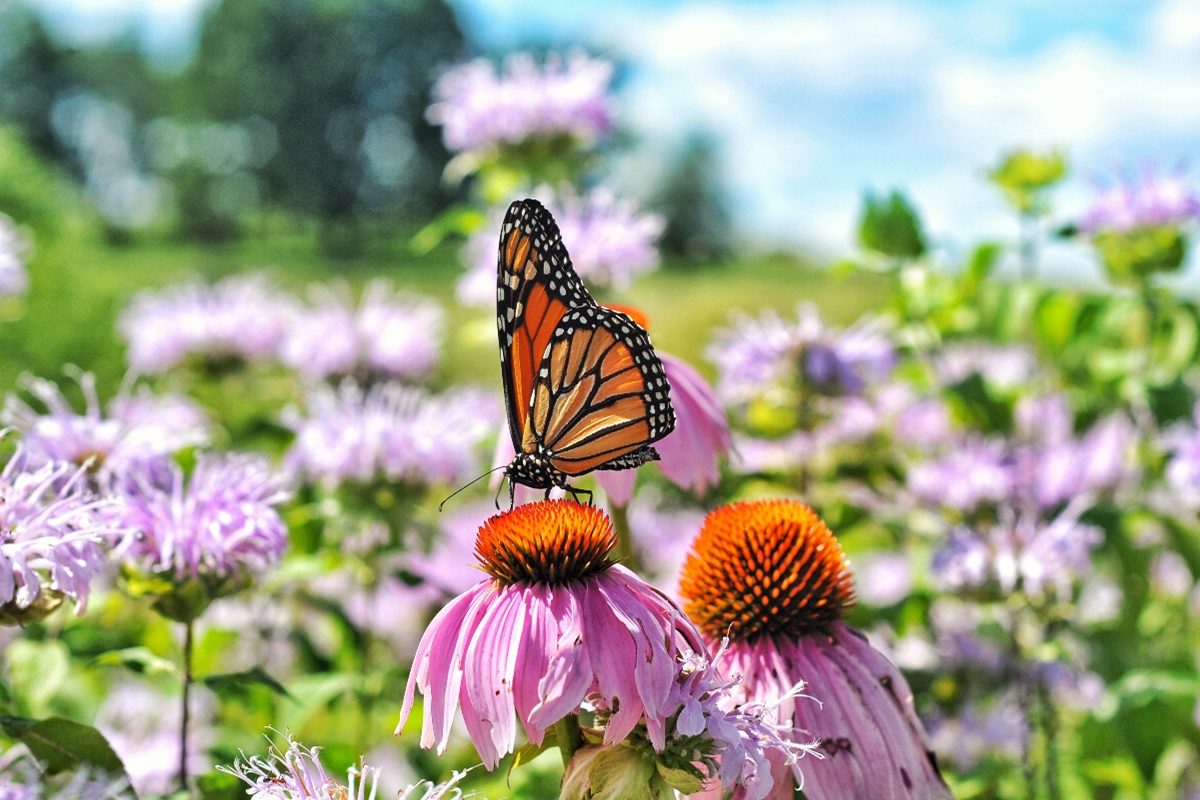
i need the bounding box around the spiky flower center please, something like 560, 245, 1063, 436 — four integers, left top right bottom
679, 499, 854, 642
475, 500, 617, 585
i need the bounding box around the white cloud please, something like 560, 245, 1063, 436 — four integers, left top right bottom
928, 36, 1200, 158
1147, 0, 1200, 54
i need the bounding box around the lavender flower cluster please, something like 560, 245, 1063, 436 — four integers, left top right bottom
120, 275, 444, 383
428, 51, 614, 154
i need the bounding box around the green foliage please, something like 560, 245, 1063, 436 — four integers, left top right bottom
0, 715, 129, 779
1093, 227, 1189, 285
858, 189, 927, 260
186, 0, 465, 227
988, 148, 1068, 215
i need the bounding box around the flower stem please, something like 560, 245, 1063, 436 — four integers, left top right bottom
179, 619, 194, 793
609, 503, 641, 573
553, 715, 584, 768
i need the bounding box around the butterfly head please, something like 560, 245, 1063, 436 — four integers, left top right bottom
504, 451, 567, 491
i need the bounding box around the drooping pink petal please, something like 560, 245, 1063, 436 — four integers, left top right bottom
527, 585, 594, 732
462, 586, 527, 768
582, 580, 645, 743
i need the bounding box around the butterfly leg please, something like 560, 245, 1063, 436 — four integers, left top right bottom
564, 485, 593, 506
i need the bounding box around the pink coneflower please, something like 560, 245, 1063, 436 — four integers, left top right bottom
679, 500, 951, 800
397, 500, 705, 769
592, 307, 731, 505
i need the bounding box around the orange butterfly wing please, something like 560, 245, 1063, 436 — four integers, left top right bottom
496, 199, 595, 455
530, 306, 674, 476
497, 199, 675, 479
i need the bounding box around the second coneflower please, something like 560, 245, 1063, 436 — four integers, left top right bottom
397, 500, 705, 769
679, 499, 951, 800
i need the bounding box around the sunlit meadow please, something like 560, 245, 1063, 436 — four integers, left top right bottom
1, 2, 1199, 799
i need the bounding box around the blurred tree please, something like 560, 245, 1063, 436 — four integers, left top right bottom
185, 0, 465, 249
654, 134, 733, 265
0, 4, 73, 159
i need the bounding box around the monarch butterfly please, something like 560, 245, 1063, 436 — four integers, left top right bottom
496, 198, 675, 505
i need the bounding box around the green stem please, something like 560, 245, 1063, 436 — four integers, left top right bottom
609, 503, 641, 573
553, 715, 584, 768
179, 619, 194, 794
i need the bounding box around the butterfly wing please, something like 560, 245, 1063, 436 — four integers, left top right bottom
526, 305, 675, 476
497, 199, 596, 454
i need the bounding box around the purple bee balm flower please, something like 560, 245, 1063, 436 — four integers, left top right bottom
0, 753, 128, 800
284, 382, 498, 488
907, 436, 1015, 512
221, 731, 474, 800
933, 342, 1038, 391
119, 273, 299, 373
0, 214, 29, 297
927, 696, 1027, 772
111, 453, 290, 583
2, 371, 208, 482
458, 187, 663, 306
679, 500, 951, 800
397, 500, 707, 770
1019, 412, 1138, 509
931, 501, 1101, 598
428, 50, 614, 154
1079, 168, 1200, 233
0, 450, 120, 622
708, 304, 894, 405
280, 281, 443, 383
1162, 402, 1200, 507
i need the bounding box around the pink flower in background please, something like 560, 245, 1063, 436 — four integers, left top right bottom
111, 453, 290, 582
708, 304, 894, 405
119, 273, 299, 373
284, 382, 498, 488
0, 214, 29, 297
428, 51, 614, 154
458, 187, 663, 306
280, 281, 443, 383
398, 500, 705, 769
680, 500, 950, 800
1079, 168, 1200, 233
2, 371, 208, 481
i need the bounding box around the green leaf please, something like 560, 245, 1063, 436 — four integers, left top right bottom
857, 189, 926, 260
587, 744, 655, 800
5, 639, 69, 716
1112, 669, 1200, 708
655, 761, 705, 794
409, 205, 486, 254
959, 241, 1002, 298
203, 666, 292, 699
0, 715, 128, 777
987, 148, 1068, 214
92, 647, 180, 679
509, 726, 557, 779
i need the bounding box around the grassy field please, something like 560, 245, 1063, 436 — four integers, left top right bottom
0, 223, 890, 395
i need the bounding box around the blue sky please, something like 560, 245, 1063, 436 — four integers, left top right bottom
32, 0, 1200, 270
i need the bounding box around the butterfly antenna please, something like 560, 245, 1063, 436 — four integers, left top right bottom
438, 464, 508, 512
